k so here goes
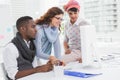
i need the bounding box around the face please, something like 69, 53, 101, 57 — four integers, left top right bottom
50, 14, 63, 28
68, 11, 79, 23
22, 20, 37, 40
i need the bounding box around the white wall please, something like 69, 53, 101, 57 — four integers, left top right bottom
0, 2, 14, 47
38, 0, 59, 17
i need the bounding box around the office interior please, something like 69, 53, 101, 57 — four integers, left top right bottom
1, 0, 120, 80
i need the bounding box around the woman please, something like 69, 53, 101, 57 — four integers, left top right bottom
62, 0, 89, 63
35, 7, 64, 63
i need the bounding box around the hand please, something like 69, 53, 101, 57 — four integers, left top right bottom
49, 56, 57, 61
36, 61, 53, 72
76, 58, 82, 63
54, 60, 66, 66
65, 49, 71, 54
49, 56, 58, 65
49, 56, 66, 66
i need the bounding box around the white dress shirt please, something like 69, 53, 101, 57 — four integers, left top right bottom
3, 41, 41, 80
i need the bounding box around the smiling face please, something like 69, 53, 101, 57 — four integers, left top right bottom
50, 14, 63, 28
68, 10, 79, 24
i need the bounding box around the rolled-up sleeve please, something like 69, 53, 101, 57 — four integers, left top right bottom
3, 43, 19, 79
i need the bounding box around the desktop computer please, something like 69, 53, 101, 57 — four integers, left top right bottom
80, 25, 100, 68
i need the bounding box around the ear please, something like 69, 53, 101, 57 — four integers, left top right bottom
20, 27, 25, 31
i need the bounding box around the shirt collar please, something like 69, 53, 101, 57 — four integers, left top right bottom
68, 17, 82, 27
24, 39, 30, 48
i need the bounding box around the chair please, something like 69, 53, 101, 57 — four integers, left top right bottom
0, 63, 8, 80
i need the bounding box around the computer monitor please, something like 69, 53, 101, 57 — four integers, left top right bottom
80, 25, 97, 67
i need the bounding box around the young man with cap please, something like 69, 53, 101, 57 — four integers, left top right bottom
3, 16, 53, 79
62, 0, 89, 63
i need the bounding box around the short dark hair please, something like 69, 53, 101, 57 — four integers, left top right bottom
68, 7, 78, 12
16, 16, 33, 31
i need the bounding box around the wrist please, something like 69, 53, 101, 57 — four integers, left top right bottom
35, 66, 42, 73
34, 67, 38, 73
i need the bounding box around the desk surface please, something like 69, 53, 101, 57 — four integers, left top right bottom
18, 68, 120, 80
18, 61, 120, 80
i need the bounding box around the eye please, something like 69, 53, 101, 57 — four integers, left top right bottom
69, 12, 72, 15
54, 17, 64, 21
74, 12, 77, 14
32, 25, 36, 28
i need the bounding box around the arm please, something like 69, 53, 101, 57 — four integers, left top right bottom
53, 36, 61, 59
15, 61, 53, 79
52, 36, 66, 65
35, 27, 50, 59
3, 43, 19, 79
64, 41, 71, 54
63, 26, 71, 54
64, 41, 69, 51
3, 43, 53, 79
15, 68, 36, 79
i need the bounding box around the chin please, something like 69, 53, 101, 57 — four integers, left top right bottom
73, 19, 77, 22
32, 38, 35, 40
30, 37, 35, 40
56, 24, 60, 27
71, 18, 77, 21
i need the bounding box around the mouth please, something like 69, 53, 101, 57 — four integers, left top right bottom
55, 23, 60, 26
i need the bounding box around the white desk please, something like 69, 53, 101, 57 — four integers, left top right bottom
18, 61, 120, 80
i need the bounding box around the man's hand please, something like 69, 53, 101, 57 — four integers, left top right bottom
65, 49, 71, 54
36, 61, 53, 72
15, 61, 53, 79
77, 58, 82, 63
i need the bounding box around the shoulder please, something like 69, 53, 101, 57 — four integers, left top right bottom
3, 42, 19, 57
36, 25, 43, 30
78, 18, 91, 26
5, 42, 17, 50
36, 25, 44, 35
64, 21, 70, 30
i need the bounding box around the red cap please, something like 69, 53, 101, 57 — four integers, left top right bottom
63, 0, 80, 12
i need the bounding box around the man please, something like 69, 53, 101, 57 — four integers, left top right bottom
62, 0, 89, 63
3, 16, 53, 80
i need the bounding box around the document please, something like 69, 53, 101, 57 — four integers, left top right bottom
64, 70, 102, 78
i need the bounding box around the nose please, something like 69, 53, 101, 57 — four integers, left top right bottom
59, 18, 63, 23
34, 28, 37, 34
59, 20, 62, 23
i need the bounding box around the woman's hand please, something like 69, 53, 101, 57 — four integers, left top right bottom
54, 60, 66, 66
49, 56, 66, 66
49, 56, 58, 65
